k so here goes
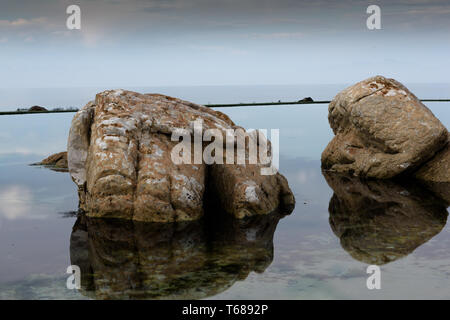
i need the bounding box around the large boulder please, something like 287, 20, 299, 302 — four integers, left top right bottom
322, 76, 448, 179
68, 90, 294, 222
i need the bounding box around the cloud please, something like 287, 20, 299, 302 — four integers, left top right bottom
0, 186, 51, 220
0, 148, 34, 156
0, 16, 58, 43
403, 7, 450, 15
189, 44, 248, 55
250, 32, 305, 40
295, 168, 318, 184
0, 186, 32, 220
0, 17, 48, 28
141, 0, 194, 12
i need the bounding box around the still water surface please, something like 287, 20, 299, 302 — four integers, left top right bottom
0, 85, 449, 299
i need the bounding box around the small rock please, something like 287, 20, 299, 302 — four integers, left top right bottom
28, 106, 47, 112
298, 97, 314, 102
32, 151, 68, 171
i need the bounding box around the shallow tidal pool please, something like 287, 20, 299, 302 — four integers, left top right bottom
1, 86, 449, 299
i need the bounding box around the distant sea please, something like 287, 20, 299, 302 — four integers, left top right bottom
0, 84, 449, 161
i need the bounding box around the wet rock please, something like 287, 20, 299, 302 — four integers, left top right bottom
69, 209, 285, 299
31, 151, 68, 172
67, 90, 294, 222
322, 76, 448, 179
324, 171, 448, 265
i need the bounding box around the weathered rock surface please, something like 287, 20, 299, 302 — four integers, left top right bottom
322, 76, 448, 179
32, 151, 68, 171
208, 164, 294, 219
207, 130, 295, 218
70, 209, 285, 299
324, 171, 448, 265
68, 90, 294, 222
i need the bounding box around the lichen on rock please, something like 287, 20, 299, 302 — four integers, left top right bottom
67, 90, 295, 222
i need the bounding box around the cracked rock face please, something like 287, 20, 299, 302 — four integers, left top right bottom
67, 90, 294, 222
322, 76, 448, 179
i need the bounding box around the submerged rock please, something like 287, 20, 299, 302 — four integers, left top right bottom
31, 151, 68, 172
70, 209, 285, 299
324, 171, 448, 265
67, 90, 294, 222
322, 76, 448, 179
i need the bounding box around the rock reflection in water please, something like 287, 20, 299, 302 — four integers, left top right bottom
323, 172, 448, 265
70, 210, 286, 299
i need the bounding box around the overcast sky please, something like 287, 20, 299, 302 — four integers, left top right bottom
1, 0, 450, 87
